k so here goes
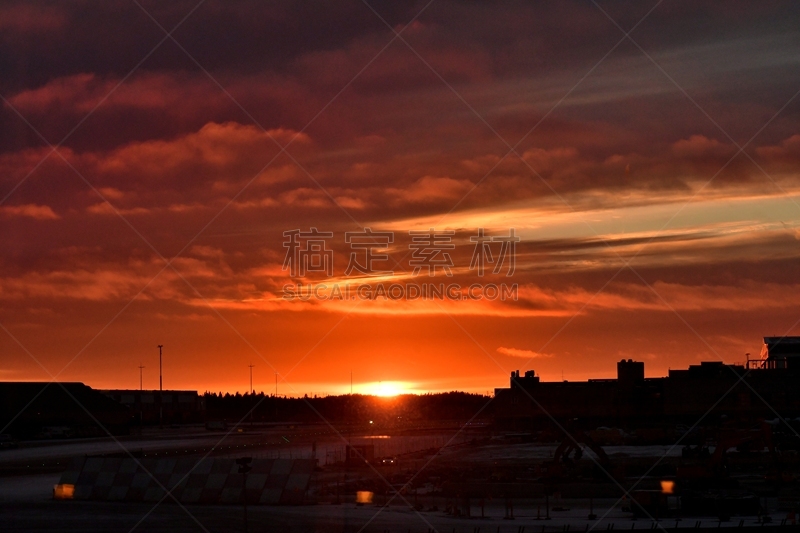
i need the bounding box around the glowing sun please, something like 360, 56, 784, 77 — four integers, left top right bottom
359, 381, 413, 397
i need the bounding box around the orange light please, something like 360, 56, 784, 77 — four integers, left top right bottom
357, 381, 413, 397
53, 484, 75, 499
660, 480, 675, 494
356, 491, 374, 504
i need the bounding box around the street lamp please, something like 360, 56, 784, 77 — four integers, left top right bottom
158, 345, 163, 427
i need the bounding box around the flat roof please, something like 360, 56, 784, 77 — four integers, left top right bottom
764, 336, 800, 344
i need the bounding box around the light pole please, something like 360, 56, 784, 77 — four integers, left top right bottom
158, 345, 163, 427
248, 363, 255, 426
138, 363, 145, 432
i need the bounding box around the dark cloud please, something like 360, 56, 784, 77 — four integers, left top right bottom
3, 0, 800, 391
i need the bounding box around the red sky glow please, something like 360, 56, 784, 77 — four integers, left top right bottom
2, 1, 800, 396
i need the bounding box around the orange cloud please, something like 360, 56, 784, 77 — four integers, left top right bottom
387, 176, 474, 205
0, 266, 157, 301
497, 347, 553, 358
0, 203, 59, 220
91, 121, 309, 177
755, 134, 800, 167
672, 135, 732, 158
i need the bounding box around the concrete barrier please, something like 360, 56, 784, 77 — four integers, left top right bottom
57, 456, 314, 505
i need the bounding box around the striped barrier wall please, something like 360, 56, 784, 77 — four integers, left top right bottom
56, 456, 315, 505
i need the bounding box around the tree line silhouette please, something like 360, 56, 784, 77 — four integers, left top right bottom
203, 391, 491, 425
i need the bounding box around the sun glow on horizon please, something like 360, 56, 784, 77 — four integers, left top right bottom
357, 381, 415, 397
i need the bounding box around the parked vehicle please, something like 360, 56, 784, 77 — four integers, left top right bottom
0, 434, 18, 449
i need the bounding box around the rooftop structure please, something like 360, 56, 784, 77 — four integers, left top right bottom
494, 339, 800, 430
747, 336, 800, 369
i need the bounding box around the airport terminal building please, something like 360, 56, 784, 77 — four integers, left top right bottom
493, 337, 800, 430
99, 389, 205, 425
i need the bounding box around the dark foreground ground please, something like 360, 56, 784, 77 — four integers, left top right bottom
3, 430, 799, 532
4, 500, 800, 533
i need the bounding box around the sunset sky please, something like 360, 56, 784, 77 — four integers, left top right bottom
2, 1, 800, 396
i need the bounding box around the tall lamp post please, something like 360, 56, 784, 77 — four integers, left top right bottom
248, 363, 255, 427
138, 363, 145, 432
158, 345, 163, 427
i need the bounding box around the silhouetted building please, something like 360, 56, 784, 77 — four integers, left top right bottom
99, 389, 204, 424
494, 343, 800, 430
617, 359, 644, 388
0, 382, 130, 438
496, 364, 661, 429
749, 336, 800, 369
